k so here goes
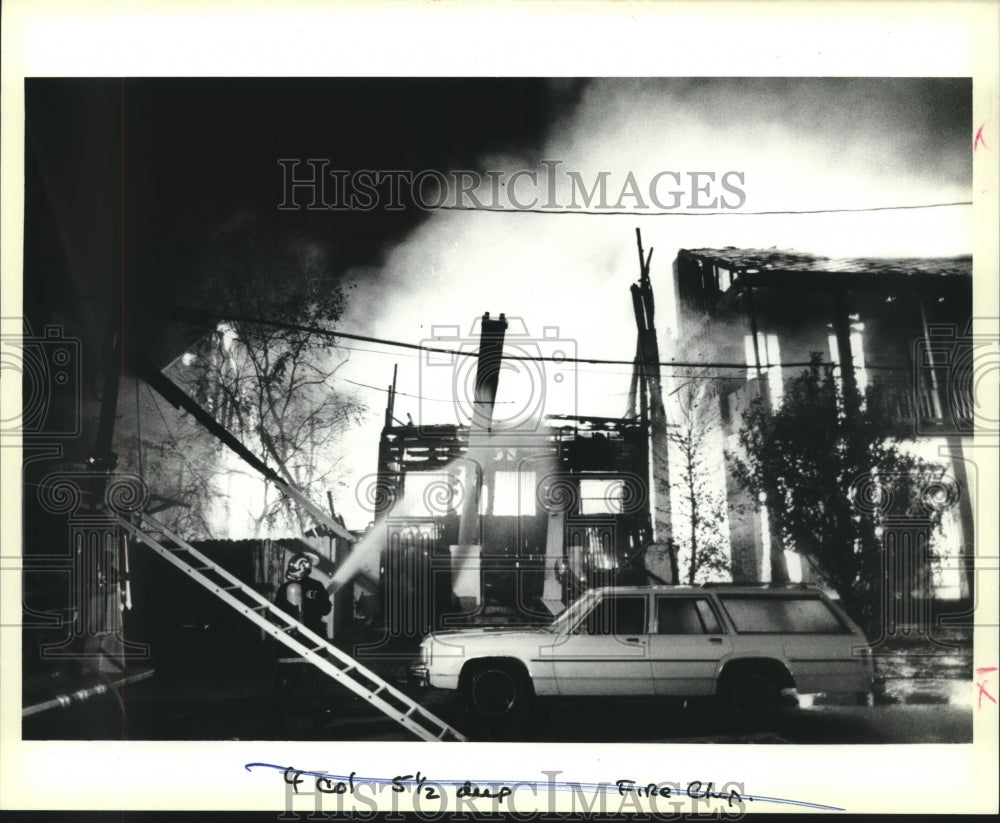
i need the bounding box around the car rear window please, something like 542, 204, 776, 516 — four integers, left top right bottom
718, 596, 847, 634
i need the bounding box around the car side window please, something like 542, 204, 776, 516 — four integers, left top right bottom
584, 595, 648, 636
656, 597, 722, 634
718, 596, 848, 634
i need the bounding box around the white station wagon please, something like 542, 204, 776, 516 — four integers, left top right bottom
415, 584, 873, 724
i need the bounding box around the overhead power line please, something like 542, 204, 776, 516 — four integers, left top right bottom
338, 376, 514, 404
434, 200, 972, 218
161, 305, 826, 370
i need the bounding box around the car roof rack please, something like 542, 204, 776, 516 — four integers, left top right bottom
699, 581, 813, 588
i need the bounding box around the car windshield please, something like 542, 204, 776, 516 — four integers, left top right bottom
545, 591, 599, 634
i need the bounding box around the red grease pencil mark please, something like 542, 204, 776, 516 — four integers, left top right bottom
973, 123, 990, 152
975, 666, 997, 709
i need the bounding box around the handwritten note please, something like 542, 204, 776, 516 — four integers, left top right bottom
245, 762, 844, 813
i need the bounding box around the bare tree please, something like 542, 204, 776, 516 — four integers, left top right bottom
666, 379, 731, 584
130, 220, 368, 538
121, 384, 223, 538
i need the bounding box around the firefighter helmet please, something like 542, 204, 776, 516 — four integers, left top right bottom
285, 553, 313, 581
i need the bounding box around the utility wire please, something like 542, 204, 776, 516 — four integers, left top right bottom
336, 342, 643, 378
333, 343, 900, 381
338, 376, 514, 403
433, 200, 972, 218
161, 306, 829, 370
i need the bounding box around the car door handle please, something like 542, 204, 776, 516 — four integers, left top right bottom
624, 637, 642, 643
708, 637, 723, 644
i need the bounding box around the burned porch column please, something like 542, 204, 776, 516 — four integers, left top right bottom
745, 285, 789, 584
452, 313, 508, 613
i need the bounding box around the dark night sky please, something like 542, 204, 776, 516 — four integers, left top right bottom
24, 78, 586, 360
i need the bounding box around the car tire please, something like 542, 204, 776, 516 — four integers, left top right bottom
462, 660, 533, 721
722, 670, 779, 728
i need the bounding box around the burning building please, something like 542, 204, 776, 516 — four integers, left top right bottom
365, 312, 660, 640
671, 247, 975, 600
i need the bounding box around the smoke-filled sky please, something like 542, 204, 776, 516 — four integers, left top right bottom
24, 77, 974, 530
332, 77, 973, 527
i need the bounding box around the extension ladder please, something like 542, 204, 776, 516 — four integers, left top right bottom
118, 512, 466, 742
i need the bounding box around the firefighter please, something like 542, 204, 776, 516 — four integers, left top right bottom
275, 553, 331, 638
272, 552, 332, 710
